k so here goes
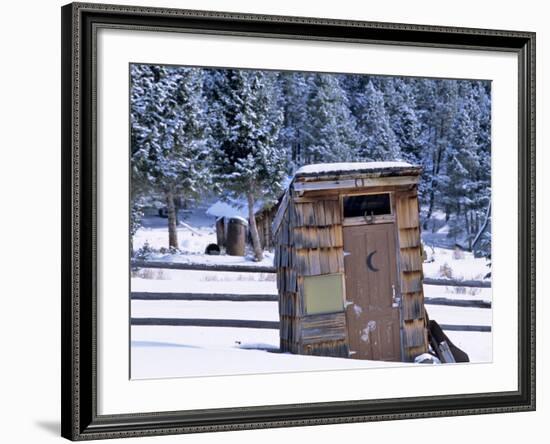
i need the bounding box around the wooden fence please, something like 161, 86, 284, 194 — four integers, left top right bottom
131, 260, 492, 332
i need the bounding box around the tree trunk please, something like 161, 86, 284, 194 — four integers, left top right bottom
247, 192, 263, 261
166, 190, 178, 250
424, 128, 443, 230
471, 201, 491, 250
465, 210, 472, 250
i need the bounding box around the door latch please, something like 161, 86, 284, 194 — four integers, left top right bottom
392, 284, 401, 308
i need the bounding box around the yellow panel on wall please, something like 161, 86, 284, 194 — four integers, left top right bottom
304, 273, 345, 315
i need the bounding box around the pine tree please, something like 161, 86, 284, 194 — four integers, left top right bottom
354, 81, 399, 161
130, 65, 211, 249
418, 79, 459, 229
278, 72, 312, 172
210, 70, 285, 261
302, 74, 358, 163
383, 78, 422, 163
443, 89, 482, 247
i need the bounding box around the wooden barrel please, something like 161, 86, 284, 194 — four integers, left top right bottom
226, 217, 248, 256
215, 217, 225, 247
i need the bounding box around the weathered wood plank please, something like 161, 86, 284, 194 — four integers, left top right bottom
131, 292, 278, 302
293, 196, 339, 203
131, 260, 275, 273
131, 317, 490, 333
301, 312, 347, 328
398, 227, 421, 248
294, 165, 423, 182
293, 175, 419, 192
396, 195, 419, 229
301, 340, 349, 358
400, 248, 423, 272
403, 319, 426, 348
295, 250, 309, 275
400, 271, 423, 293
301, 330, 348, 343
271, 190, 290, 235
401, 292, 424, 320
424, 278, 491, 288
403, 345, 428, 361
438, 341, 457, 363
132, 262, 490, 289
301, 202, 315, 226
319, 250, 330, 275
424, 297, 491, 309
131, 318, 280, 329
313, 201, 326, 226
308, 249, 321, 275
440, 324, 492, 332
293, 226, 344, 249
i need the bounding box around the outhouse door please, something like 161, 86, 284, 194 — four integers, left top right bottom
343, 223, 401, 361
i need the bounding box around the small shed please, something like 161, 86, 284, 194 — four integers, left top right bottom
272, 162, 428, 362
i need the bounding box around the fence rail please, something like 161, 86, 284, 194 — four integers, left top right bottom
131, 260, 274, 273
131, 260, 492, 333
423, 277, 491, 288
131, 292, 278, 302
131, 291, 491, 309
131, 317, 491, 332
131, 260, 491, 288
131, 318, 279, 329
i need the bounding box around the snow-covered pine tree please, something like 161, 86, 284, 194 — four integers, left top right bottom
339, 73, 370, 119
354, 81, 400, 161
471, 81, 492, 257
130, 65, 211, 250
416, 79, 459, 230
210, 69, 285, 261
278, 72, 312, 172
302, 74, 358, 163
383, 78, 422, 164
444, 82, 491, 250
444, 86, 483, 248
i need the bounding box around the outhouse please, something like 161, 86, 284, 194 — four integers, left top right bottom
272, 162, 428, 362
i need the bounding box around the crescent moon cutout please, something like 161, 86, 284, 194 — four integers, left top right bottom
366, 250, 379, 272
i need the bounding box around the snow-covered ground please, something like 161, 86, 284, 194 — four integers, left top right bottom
130, 273, 493, 379
423, 246, 491, 282
132, 272, 277, 295
131, 209, 492, 380
131, 325, 406, 379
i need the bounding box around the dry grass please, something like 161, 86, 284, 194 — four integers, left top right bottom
200, 272, 276, 282
438, 262, 453, 279
131, 268, 168, 280
452, 248, 465, 260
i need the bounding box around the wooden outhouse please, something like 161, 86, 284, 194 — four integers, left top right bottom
272, 162, 428, 362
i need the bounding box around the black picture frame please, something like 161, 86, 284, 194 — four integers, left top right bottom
61, 2, 536, 440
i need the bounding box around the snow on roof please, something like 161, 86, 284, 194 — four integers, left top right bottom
294, 161, 416, 177
206, 201, 248, 219
207, 199, 273, 219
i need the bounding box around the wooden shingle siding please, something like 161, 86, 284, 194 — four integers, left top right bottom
405, 345, 428, 361
275, 165, 426, 362
293, 226, 343, 249
301, 341, 349, 358
400, 249, 423, 272
395, 192, 420, 229
395, 189, 428, 360
400, 271, 423, 293
294, 200, 341, 227
401, 292, 424, 320
398, 227, 421, 249
274, 196, 349, 356
403, 318, 426, 348
275, 202, 302, 354
295, 248, 345, 276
